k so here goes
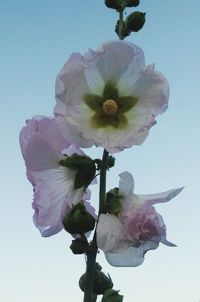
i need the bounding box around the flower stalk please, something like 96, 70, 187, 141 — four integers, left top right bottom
83, 149, 109, 302
119, 9, 124, 40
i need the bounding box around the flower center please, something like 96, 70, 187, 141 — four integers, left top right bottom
102, 99, 118, 115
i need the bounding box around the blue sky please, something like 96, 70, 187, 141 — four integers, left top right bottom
1, 1, 200, 301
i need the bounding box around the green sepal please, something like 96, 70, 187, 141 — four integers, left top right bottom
105, 188, 122, 215
63, 202, 96, 234
125, 11, 146, 32
108, 156, 115, 169
102, 289, 123, 302
74, 161, 96, 189
125, 0, 140, 7
70, 238, 88, 255
59, 154, 93, 169
60, 154, 97, 190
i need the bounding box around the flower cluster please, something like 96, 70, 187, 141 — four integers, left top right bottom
20, 41, 182, 269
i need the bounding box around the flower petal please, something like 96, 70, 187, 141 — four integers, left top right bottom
96, 214, 129, 253
26, 134, 59, 171
31, 165, 86, 237
119, 171, 134, 201
85, 41, 144, 85
136, 187, 184, 206
105, 239, 160, 267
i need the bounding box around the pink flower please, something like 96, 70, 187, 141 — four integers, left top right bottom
97, 172, 183, 267
19, 116, 95, 237
54, 40, 169, 153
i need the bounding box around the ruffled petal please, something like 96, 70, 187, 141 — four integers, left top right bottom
96, 214, 129, 253
85, 41, 144, 85
19, 116, 70, 158
105, 239, 159, 267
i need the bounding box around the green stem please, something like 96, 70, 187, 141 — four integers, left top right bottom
119, 10, 124, 40
83, 249, 97, 302
99, 149, 109, 214
83, 149, 109, 302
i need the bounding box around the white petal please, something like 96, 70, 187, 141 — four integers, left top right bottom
84, 41, 144, 84
26, 134, 59, 171
96, 214, 128, 253
137, 187, 184, 206
54, 114, 94, 148
119, 171, 134, 200
105, 239, 160, 267
105, 247, 144, 267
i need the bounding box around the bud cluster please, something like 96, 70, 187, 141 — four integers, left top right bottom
104, 0, 145, 39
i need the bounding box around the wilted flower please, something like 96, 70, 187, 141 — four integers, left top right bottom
54, 40, 169, 153
97, 172, 183, 266
19, 116, 95, 237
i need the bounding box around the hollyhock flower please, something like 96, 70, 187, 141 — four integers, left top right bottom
54, 40, 169, 153
97, 172, 183, 267
19, 116, 95, 237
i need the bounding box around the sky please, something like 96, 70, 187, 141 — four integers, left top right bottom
1, 0, 200, 301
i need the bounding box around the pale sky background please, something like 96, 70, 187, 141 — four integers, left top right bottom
1, 1, 200, 301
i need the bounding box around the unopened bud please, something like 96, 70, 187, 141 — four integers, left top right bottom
93, 271, 113, 295
70, 238, 88, 255
79, 263, 113, 295
125, 0, 140, 7
104, 0, 122, 12
125, 11, 146, 32
63, 202, 96, 234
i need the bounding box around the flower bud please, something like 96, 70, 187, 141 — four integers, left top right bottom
93, 271, 113, 295
125, 0, 140, 7
125, 11, 146, 32
79, 263, 113, 295
70, 238, 88, 255
104, 0, 122, 12
63, 202, 96, 234
102, 289, 123, 302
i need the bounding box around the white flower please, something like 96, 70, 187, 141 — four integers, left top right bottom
19, 116, 95, 237
97, 172, 183, 267
54, 41, 169, 153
